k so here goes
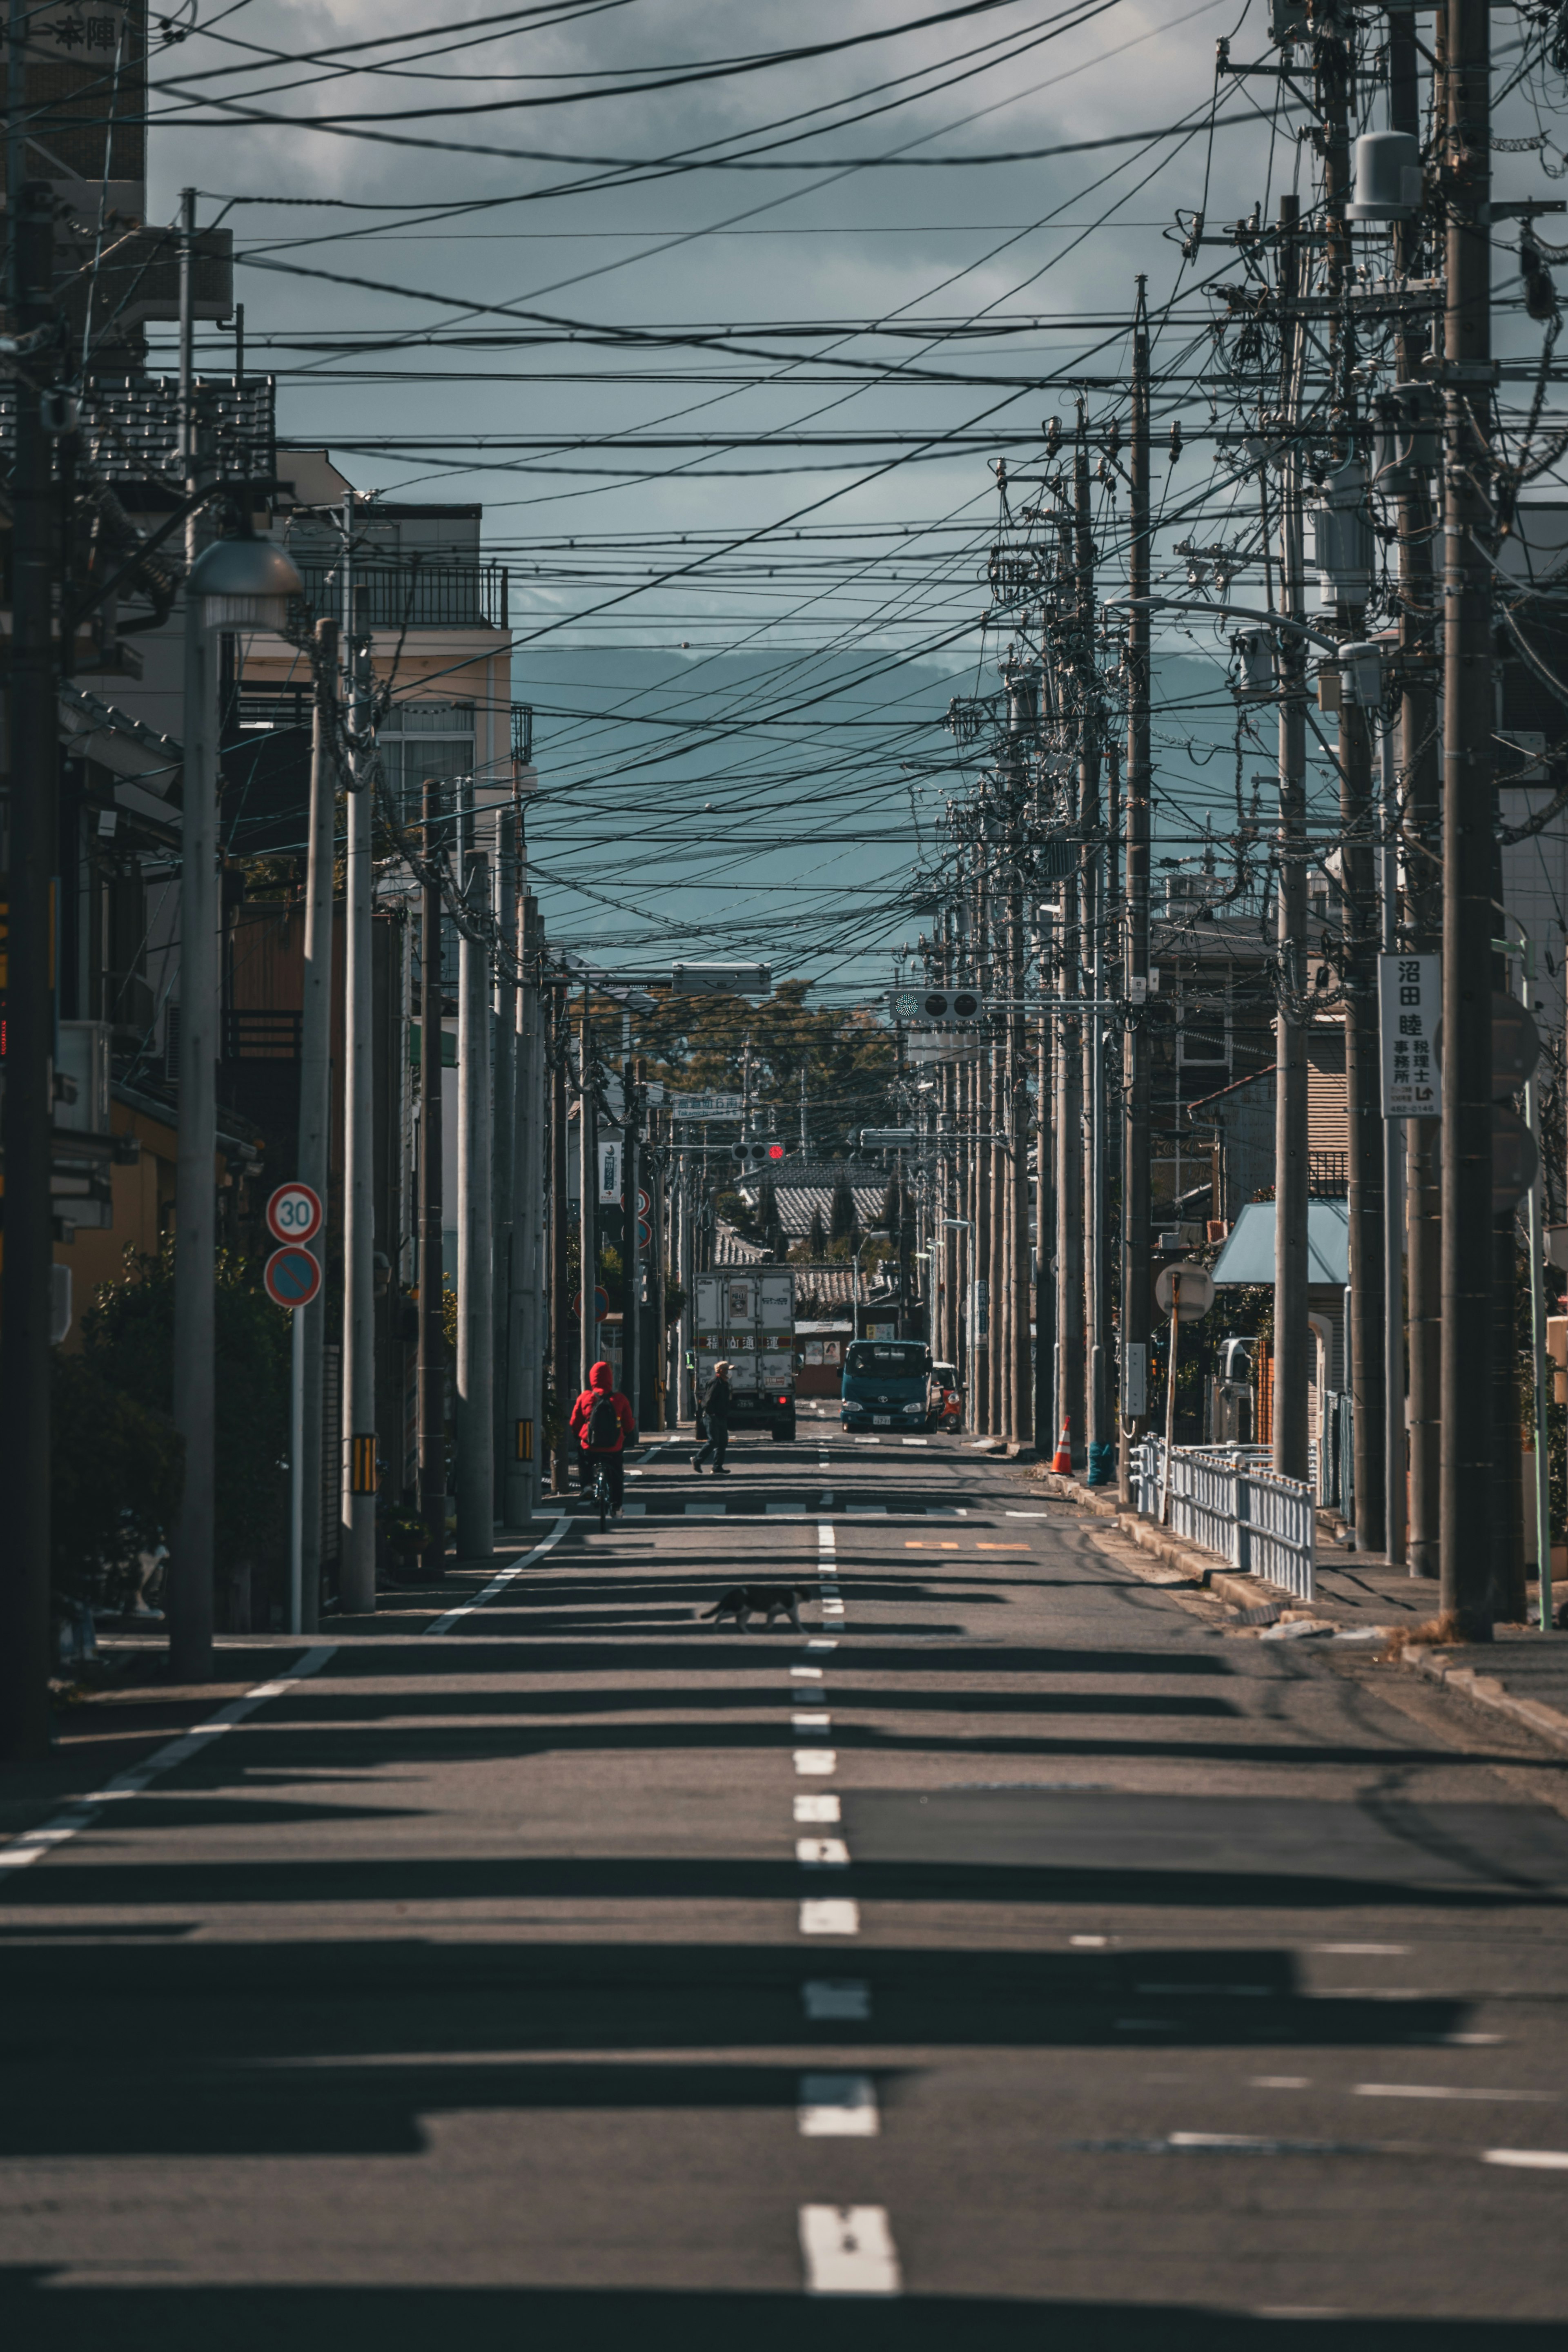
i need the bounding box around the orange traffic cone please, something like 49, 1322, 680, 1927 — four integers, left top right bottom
1051, 1415, 1072, 1475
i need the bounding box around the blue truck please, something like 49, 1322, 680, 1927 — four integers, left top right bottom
840, 1338, 931, 1433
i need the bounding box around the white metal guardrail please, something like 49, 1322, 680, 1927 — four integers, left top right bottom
1131, 1438, 1316, 1601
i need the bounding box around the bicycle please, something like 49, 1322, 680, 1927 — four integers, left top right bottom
586, 1454, 613, 1531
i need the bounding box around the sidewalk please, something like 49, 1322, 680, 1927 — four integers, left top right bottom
1025, 1462, 1568, 1758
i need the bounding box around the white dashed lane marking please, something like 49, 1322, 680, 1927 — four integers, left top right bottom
794, 1750, 838, 1775
800, 1897, 860, 1935
799, 2205, 901, 2295
792, 1712, 832, 1730
1484, 2149, 1568, 2169
795, 1794, 841, 1823
798, 2074, 879, 2136
791, 1665, 823, 1680
797, 1838, 850, 1867
803, 1979, 869, 2020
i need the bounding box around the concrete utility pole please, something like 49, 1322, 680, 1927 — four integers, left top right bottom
1319, 17, 1386, 1550
624, 1048, 641, 1425
169, 185, 217, 1681
1390, 6, 1441, 1579
579, 993, 598, 1391
972, 859, 992, 1429
1073, 420, 1104, 1475
1272, 191, 1312, 1487
1034, 908, 1055, 1456
419, 780, 446, 1579
339, 504, 376, 1612
492, 808, 517, 1516
0, 157, 60, 1757
455, 847, 494, 1563
1440, 0, 1496, 1636
505, 892, 543, 1525
298, 618, 339, 1625
550, 983, 572, 1489
1118, 279, 1153, 1507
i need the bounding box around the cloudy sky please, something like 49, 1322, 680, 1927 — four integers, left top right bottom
134, 1, 1555, 990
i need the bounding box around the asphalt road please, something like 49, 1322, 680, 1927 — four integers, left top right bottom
3, 1407, 1568, 2348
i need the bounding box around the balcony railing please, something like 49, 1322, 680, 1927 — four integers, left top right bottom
225, 1009, 303, 1061
293, 560, 509, 630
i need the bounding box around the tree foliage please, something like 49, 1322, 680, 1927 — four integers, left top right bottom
79, 1242, 291, 1590
51, 1353, 184, 1606
638, 979, 895, 1156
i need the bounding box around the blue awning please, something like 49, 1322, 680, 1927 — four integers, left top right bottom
1210, 1199, 1350, 1287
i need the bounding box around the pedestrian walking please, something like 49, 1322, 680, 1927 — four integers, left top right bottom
693, 1360, 733, 1474
568, 1359, 637, 1516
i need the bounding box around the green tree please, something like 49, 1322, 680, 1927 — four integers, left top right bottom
51, 1353, 184, 1609
80, 1242, 291, 1611
638, 979, 896, 1157
829, 1177, 858, 1249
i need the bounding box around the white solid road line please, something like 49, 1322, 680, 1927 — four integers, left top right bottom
798, 2073, 879, 2135
0, 1644, 339, 1885
1355, 2084, 1556, 2102
794, 1749, 838, 1774
1483, 2149, 1568, 2169
428, 1518, 571, 1632
803, 1979, 869, 2020
799, 2205, 901, 2295
795, 1793, 842, 1822
797, 1837, 851, 1866
800, 1897, 861, 1934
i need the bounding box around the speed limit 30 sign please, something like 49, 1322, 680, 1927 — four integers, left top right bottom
267, 1182, 323, 1246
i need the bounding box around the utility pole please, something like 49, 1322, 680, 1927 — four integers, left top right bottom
1119, 279, 1153, 1508
1273, 191, 1312, 1485
1440, 0, 1496, 1636
1073, 417, 1104, 1476
455, 845, 494, 1563
0, 154, 59, 1757
419, 780, 446, 1580
1390, 4, 1441, 1579
550, 983, 572, 1490
505, 892, 543, 1525
1035, 908, 1055, 1458
169, 185, 216, 1680
624, 1049, 641, 1426
1319, 16, 1386, 1549
298, 618, 338, 1625
492, 806, 517, 1518
339, 500, 376, 1612
579, 993, 597, 1391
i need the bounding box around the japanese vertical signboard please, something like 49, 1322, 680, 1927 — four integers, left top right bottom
1378, 952, 1439, 1117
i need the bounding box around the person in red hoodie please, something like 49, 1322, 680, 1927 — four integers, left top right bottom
568, 1359, 638, 1518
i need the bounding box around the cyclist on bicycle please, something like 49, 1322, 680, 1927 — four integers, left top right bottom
568, 1359, 638, 1518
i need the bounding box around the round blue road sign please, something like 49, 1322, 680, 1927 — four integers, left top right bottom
264, 1244, 323, 1310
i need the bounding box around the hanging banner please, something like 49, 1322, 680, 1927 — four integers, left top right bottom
1378, 952, 1439, 1117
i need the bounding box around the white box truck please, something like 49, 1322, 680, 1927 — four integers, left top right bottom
693, 1269, 796, 1442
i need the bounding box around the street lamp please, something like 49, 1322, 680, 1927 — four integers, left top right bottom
168, 530, 304, 1679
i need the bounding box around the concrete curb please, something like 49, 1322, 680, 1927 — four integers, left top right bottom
1399, 1646, 1568, 1755
1027, 1468, 1322, 1612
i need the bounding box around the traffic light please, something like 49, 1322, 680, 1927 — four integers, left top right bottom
891, 987, 984, 1024
732, 1141, 786, 1168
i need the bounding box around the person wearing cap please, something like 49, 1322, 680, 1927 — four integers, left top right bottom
693, 1360, 733, 1475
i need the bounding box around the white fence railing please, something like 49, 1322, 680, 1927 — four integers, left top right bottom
1130, 1438, 1315, 1601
